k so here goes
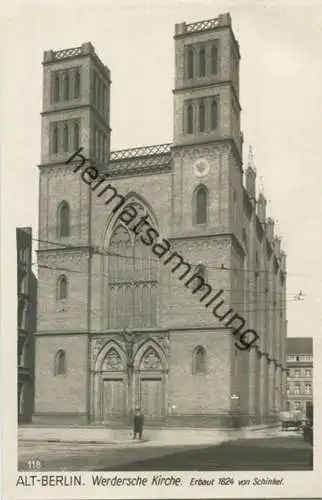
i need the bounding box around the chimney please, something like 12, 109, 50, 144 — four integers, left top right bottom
257, 192, 267, 224
245, 146, 256, 200
266, 217, 274, 242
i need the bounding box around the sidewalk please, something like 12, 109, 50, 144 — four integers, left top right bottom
18, 423, 278, 446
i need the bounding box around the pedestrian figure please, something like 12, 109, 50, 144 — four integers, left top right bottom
133, 407, 144, 441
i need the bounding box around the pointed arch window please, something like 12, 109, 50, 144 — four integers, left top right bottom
211, 98, 218, 130
199, 101, 205, 132
54, 349, 66, 376
211, 43, 218, 75
193, 346, 207, 374
195, 185, 208, 225
63, 123, 69, 152
52, 124, 58, 154
187, 47, 194, 79
57, 275, 68, 300
187, 103, 193, 134
74, 70, 80, 99
52, 74, 60, 103
57, 201, 70, 237
199, 46, 206, 77
63, 72, 70, 100
73, 122, 79, 151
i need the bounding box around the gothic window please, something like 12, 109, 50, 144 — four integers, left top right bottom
187, 103, 193, 134
193, 346, 207, 374
63, 123, 69, 152
233, 191, 237, 223
63, 72, 69, 100
211, 43, 218, 74
54, 349, 66, 376
57, 275, 68, 300
199, 46, 206, 77
57, 201, 70, 237
210, 98, 218, 130
74, 69, 80, 99
52, 74, 60, 103
52, 124, 58, 154
73, 122, 79, 151
93, 72, 97, 105
187, 46, 194, 79
108, 205, 157, 329
102, 84, 106, 113
195, 185, 208, 225
199, 101, 205, 132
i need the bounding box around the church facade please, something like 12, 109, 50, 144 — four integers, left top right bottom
34, 13, 287, 426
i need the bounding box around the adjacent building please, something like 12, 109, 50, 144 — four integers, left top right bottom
286, 337, 313, 414
17, 227, 37, 423
34, 13, 287, 426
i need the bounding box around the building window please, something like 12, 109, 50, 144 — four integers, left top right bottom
199, 46, 206, 77
294, 401, 302, 410
305, 369, 312, 377
286, 384, 290, 395
52, 124, 58, 154
210, 98, 218, 130
305, 383, 312, 394
74, 70, 80, 99
211, 43, 218, 75
52, 74, 60, 103
296, 355, 300, 361
294, 383, 300, 394
195, 185, 208, 225
54, 350, 66, 376
73, 122, 79, 151
193, 346, 206, 374
199, 101, 205, 132
187, 103, 193, 134
63, 72, 69, 100
233, 191, 237, 223
63, 123, 69, 152
57, 275, 68, 300
57, 201, 70, 237
187, 47, 194, 79
294, 369, 300, 377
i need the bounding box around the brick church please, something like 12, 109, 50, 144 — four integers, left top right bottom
34, 13, 287, 425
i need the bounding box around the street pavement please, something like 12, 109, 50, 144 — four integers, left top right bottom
18, 428, 312, 471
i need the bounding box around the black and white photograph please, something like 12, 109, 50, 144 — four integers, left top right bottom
1, 0, 321, 498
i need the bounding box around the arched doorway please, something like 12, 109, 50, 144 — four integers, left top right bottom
134, 341, 168, 420
92, 341, 128, 422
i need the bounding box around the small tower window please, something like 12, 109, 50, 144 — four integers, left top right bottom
73, 122, 79, 151
54, 349, 66, 376
210, 99, 218, 130
63, 72, 69, 100
57, 275, 68, 300
195, 185, 208, 225
211, 43, 218, 75
57, 201, 70, 237
52, 74, 60, 103
199, 47, 206, 77
199, 101, 205, 132
52, 125, 58, 154
93, 73, 97, 105
74, 70, 80, 99
187, 104, 193, 134
187, 47, 194, 79
193, 346, 207, 374
63, 123, 69, 152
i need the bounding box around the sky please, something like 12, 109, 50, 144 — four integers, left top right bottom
1, 0, 322, 340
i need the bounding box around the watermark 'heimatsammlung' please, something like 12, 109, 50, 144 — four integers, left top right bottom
66, 148, 259, 351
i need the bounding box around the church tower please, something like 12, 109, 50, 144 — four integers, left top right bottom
34, 43, 111, 424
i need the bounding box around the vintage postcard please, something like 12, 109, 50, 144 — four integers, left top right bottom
1, 0, 321, 498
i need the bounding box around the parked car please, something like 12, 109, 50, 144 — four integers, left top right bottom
280, 410, 304, 430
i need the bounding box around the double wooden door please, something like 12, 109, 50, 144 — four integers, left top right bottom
140, 378, 164, 418
102, 379, 125, 418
